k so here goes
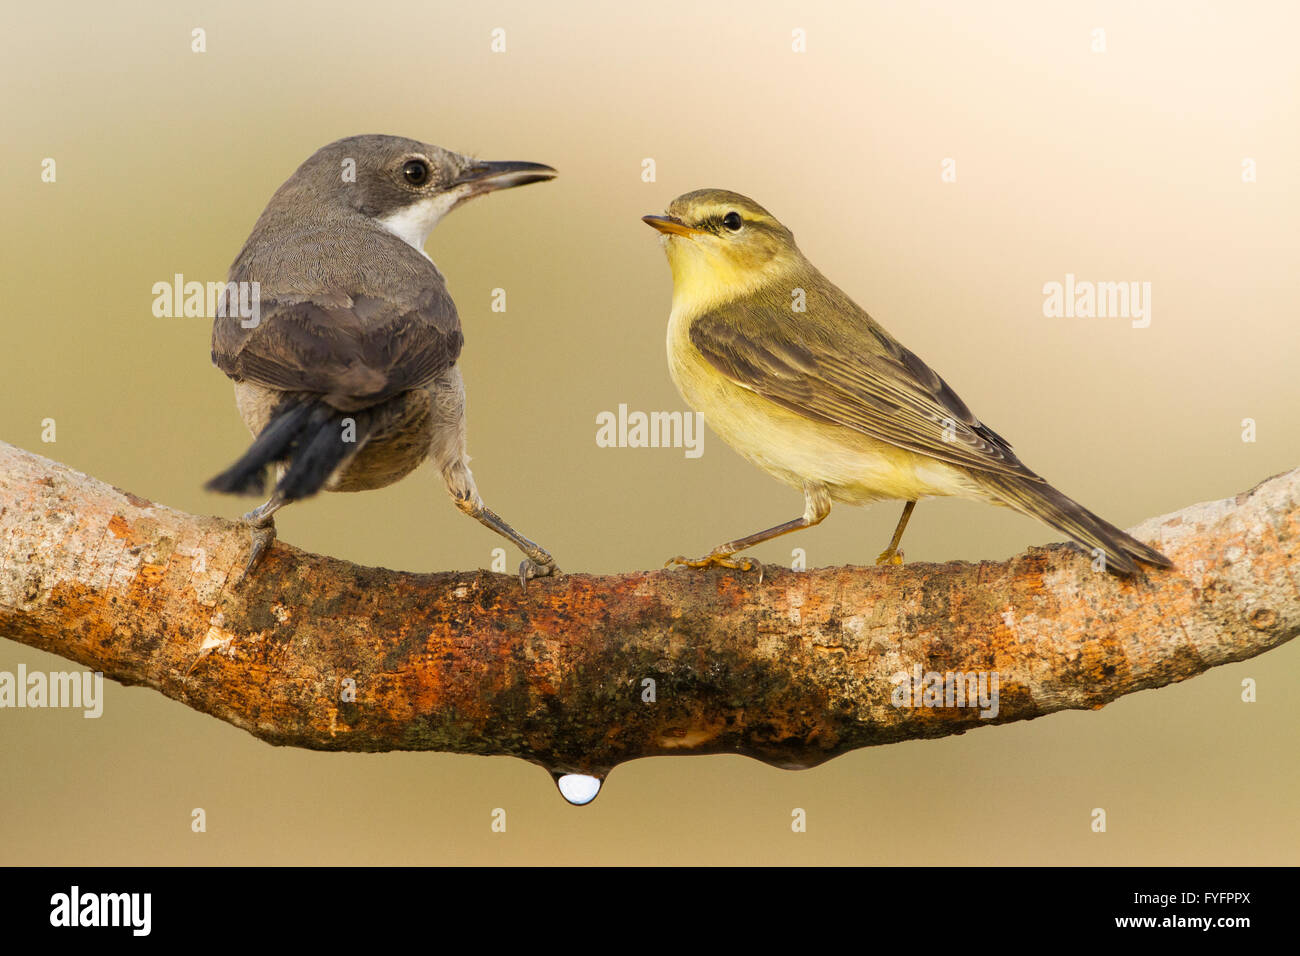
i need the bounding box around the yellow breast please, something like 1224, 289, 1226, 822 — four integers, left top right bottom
665, 304, 979, 505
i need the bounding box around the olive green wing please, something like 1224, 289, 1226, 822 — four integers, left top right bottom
687, 290, 1042, 481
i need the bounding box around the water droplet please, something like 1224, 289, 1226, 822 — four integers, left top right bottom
554, 772, 603, 806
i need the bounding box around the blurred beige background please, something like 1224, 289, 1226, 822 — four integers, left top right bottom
1, 0, 1297, 864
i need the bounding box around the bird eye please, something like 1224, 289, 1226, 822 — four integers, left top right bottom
403, 159, 429, 185
722, 211, 743, 231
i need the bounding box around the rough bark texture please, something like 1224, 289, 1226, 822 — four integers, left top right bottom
0, 440, 1295, 781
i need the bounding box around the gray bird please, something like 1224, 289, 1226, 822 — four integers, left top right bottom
206, 134, 559, 585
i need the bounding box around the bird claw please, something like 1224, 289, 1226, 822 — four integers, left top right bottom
519, 555, 559, 589
234, 523, 277, 586
665, 552, 760, 574
875, 548, 905, 567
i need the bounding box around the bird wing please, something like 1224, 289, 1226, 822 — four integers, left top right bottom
687, 286, 1042, 481
211, 280, 462, 413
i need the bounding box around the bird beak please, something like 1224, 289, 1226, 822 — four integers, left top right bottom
642, 214, 704, 238
454, 160, 557, 195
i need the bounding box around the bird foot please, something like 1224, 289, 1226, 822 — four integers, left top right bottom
875, 547, 905, 567
234, 517, 277, 586
519, 555, 560, 589
665, 552, 759, 573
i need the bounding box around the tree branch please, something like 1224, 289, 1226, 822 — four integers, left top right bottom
0, 440, 1295, 785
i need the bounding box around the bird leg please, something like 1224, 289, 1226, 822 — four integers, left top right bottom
876, 500, 917, 566
442, 462, 557, 587
667, 484, 831, 573
454, 495, 558, 586
235, 494, 284, 585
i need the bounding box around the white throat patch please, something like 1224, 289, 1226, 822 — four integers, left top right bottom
376, 189, 468, 260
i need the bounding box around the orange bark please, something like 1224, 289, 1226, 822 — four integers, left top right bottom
0, 442, 1294, 785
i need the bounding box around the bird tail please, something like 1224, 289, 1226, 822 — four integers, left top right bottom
973, 472, 1172, 576
205, 397, 373, 503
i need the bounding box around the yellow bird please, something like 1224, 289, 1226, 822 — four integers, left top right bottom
643, 188, 1171, 576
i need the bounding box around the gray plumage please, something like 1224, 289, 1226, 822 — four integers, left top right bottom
207, 134, 559, 583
